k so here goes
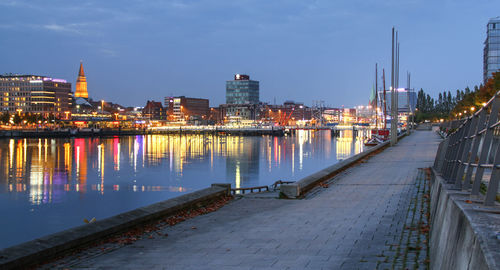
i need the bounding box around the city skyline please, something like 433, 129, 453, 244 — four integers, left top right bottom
0, 1, 499, 107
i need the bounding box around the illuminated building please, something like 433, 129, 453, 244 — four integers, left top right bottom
226, 74, 259, 105
142, 100, 165, 120
322, 108, 341, 123
0, 75, 72, 118
164, 96, 209, 121
220, 104, 260, 122
484, 17, 500, 82
378, 88, 416, 114
75, 61, 88, 99
267, 101, 313, 123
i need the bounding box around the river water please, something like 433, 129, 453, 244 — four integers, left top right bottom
0, 129, 367, 249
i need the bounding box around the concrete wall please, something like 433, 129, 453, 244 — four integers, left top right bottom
430, 170, 500, 270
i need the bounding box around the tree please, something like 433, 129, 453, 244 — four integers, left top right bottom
437, 93, 443, 113
13, 114, 22, 125
447, 91, 453, 112
0, 112, 9, 124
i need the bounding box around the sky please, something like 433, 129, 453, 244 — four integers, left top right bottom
0, 0, 498, 108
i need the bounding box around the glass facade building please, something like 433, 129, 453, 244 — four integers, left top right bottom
378, 88, 416, 114
226, 74, 259, 105
484, 17, 500, 82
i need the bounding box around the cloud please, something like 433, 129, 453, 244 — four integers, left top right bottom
99, 48, 118, 57
42, 23, 85, 35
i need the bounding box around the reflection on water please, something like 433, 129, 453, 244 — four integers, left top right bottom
0, 130, 367, 249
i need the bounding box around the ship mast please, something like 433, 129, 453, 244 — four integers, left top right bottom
383, 69, 387, 130
375, 63, 378, 130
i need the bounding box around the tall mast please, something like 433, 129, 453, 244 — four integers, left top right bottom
375, 63, 378, 130
383, 69, 387, 130
390, 27, 395, 146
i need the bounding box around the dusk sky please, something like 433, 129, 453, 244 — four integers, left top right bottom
0, 0, 498, 107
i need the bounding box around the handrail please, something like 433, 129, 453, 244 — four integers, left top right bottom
434, 90, 500, 206
231, 185, 269, 195
271, 180, 295, 190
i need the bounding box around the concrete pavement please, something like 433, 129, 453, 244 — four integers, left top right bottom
45, 130, 440, 270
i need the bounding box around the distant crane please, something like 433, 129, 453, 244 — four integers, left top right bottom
280, 108, 295, 126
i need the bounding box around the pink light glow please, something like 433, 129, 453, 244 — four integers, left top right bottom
43, 77, 67, 83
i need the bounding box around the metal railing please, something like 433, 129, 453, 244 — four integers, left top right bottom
434, 91, 500, 206
231, 185, 269, 195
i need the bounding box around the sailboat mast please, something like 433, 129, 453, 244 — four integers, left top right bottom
375, 63, 378, 130
383, 68, 387, 130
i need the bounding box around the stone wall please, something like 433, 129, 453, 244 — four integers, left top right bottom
430, 169, 500, 270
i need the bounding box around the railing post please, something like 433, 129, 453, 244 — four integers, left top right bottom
450, 121, 470, 186
465, 110, 487, 190
485, 143, 500, 205
434, 139, 449, 173
472, 96, 500, 196
443, 131, 460, 182
441, 134, 454, 180
453, 119, 473, 188
456, 114, 479, 190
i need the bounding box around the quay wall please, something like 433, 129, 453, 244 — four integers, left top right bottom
430, 169, 500, 270
0, 184, 231, 270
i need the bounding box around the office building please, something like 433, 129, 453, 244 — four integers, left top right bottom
75, 61, 89, 99
164, 96, 209, 121
378, 88, 416, 114
221, 104, 260, 122
0, 74, 72, 118
226, 74, 259, 104
484, 17, 500, 82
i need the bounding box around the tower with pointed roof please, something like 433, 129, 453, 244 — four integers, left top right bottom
75, 61, 88, 98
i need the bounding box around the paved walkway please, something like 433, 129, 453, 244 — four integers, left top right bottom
47, 130, 440, 270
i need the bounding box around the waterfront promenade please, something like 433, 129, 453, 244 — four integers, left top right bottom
46, 130, 440, 269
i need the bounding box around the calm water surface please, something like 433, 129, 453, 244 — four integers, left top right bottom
0, 130, 368, 249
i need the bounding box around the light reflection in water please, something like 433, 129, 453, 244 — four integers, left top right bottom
0, 130, 368, 249
0, 131, 368, 203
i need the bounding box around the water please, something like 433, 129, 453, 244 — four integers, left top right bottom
0, 129, 367, 249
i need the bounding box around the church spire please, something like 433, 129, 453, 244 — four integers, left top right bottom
78, 61, 85, 77
75, 61, 88, 99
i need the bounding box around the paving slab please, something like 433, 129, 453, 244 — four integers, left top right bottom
44, 130, 440, 269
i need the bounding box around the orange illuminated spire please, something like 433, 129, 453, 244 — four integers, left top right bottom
78, 61, 85, 77
75, 61, 88, 99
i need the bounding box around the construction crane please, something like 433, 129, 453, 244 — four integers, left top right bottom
280, 108, 295, 126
